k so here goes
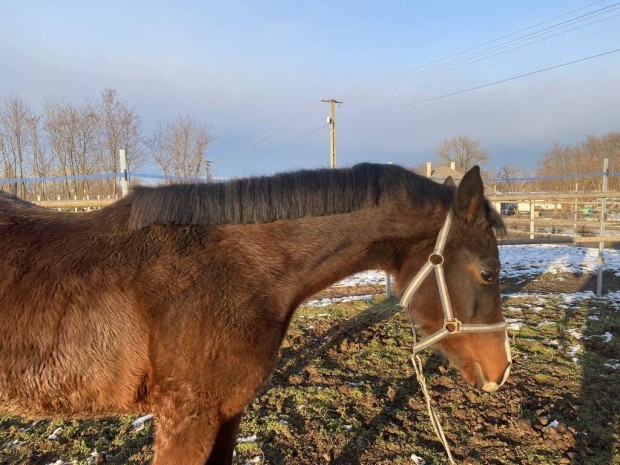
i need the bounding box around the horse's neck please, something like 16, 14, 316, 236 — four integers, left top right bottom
241, 200, 444, 311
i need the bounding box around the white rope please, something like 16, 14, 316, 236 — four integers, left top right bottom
410, 329, 456, 465
412, 356, 456, 464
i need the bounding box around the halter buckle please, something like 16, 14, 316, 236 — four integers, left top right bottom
443, 319, 461, 334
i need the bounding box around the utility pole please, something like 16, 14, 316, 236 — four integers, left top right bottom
321, 98, 343, 168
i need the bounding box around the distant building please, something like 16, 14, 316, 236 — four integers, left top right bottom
426, 161, 464, 185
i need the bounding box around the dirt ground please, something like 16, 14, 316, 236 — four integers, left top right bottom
1, 270, 619, 465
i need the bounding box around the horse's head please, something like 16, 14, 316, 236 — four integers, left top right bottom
401, 166, 511, 392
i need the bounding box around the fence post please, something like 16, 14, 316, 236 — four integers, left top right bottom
119, 149, 129, 197
529, 201, 535, 239
596, 158, 609, 296
574, 183, 578, 235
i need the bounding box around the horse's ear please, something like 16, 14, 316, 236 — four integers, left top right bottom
443, 176, 456, 188
454, 166, 484, 223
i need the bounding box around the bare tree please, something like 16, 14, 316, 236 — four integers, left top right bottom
0, 95, 38, 197
494, 165, 519, 193
44, 99, 100, 197
436, 135, 489, 172
98, 89, 143, 196
26, 113, 50, 199
149, 115, 213, 180
538, 133, 620, 191
491, 165, 540, 193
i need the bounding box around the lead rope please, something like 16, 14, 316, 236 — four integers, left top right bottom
410, 325, 456, 465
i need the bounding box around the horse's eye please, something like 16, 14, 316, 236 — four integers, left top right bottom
480, 270, 496, 283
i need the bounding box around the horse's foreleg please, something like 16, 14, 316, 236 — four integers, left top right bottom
205, 412, 243, 465
151, 412, 219, 465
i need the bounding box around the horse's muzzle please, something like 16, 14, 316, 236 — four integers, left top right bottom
473, 359, 511, 392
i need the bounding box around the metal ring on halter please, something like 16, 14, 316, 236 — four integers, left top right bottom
429, 253, 444, 266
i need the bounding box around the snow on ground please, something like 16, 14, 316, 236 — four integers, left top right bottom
304, 295, 374, 308
303, 245, 620, 308
131, 414, 153, 431
499, 244, 620, 278
333, 270, 386, 287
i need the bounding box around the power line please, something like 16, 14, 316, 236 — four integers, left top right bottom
244, 101, 322, 149
344, 7, 620, 98
340, 2, 620, 99
217, 124, 327, 170
340, 48, 620, 123
213, 101, 323, 164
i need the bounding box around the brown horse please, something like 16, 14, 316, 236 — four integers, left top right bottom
0, 163, 510, 464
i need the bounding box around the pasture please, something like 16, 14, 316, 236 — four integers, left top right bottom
1, 245, 619, 465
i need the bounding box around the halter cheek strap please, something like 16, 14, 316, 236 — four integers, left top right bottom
399, 209, 507, 354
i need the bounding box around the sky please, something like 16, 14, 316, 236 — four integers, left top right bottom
1, 0, 619, 179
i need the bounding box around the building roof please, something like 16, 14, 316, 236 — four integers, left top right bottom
430, 165, 463, 184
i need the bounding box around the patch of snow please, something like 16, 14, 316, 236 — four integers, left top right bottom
244, 457, 262, 464
132, 414, 154, 430
304, 294, 373, 308
599, 332, 613, 343
506, 306, 523, 313
537, 321, 556, 328
504, 291, 596, 303
410, 453, 427, 465
499, 245, 620, 278
545, 420, 559, 429
565, 329, 583, 340
237, 434, 258, 444
334, 270, 386, 287
568, 345, 582, 363
506, 318, 524, 331
605, 291, 620, 302
587, 315, 599, 321
48, 427, 63, 440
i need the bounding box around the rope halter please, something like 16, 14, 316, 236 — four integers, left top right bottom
399, 209, 507, 353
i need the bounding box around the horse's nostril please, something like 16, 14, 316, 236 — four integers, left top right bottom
473, 361, 509, 392
474, 362, 486, 390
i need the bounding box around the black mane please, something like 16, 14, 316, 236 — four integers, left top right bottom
127, 163, 451, 229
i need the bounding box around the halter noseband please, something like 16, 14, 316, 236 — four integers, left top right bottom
399, 209, 507, 354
